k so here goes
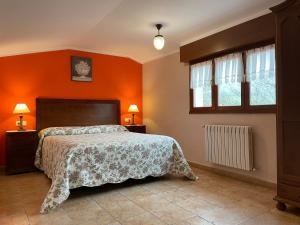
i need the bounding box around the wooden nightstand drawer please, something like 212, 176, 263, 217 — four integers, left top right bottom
5, 130, 38, 175
125, 125, 146, 133
8, 137, 36, 147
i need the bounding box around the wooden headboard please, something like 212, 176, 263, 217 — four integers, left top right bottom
36, 98, 120, 131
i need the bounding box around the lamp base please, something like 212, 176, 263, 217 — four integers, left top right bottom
17, 115, 25, 131
131, 113, 136, 125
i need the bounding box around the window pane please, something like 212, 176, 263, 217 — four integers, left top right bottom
215, 53, 243, 107
193, 87, 212, 107
246, 44, 276, 106
190, 60, 212, 108
218, 83, 241, 106
250, 77, 276, 105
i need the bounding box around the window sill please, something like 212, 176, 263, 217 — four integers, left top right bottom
190, 106, 276, 114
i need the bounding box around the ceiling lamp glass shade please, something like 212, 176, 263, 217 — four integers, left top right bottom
153, 24, 165, 50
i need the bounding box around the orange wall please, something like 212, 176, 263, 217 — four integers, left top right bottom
0, 50, 142, 165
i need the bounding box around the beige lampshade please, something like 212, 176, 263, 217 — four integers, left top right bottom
13, 103, 30, 114
128, 104, 139, 113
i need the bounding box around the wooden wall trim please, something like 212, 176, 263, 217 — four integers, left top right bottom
189, 161, 276, 189
180, 13, 275, 63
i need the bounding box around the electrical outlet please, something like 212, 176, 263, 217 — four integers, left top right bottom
124, 118, 131, 123
16, 120, 27, 126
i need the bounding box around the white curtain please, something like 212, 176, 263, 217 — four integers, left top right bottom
246, 44, 275, 82
190, 60, 212, 89
215, 53, 244, 85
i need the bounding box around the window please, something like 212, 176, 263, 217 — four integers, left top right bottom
215, 53, 243, 107
190, 44, 276, 113
190, 61, 212, 108
246, 45, 276, 106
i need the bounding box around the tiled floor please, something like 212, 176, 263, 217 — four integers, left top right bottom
1, 168, 300, 225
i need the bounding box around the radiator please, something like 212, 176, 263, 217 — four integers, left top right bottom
204, 125, 253, 171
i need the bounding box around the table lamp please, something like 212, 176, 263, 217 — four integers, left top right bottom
128, 104, 139, 125
13, 103, 30, 131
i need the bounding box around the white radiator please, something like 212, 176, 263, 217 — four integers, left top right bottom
204, 125, 254, 171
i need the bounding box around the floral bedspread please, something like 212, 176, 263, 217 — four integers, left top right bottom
35, 125, 197, 213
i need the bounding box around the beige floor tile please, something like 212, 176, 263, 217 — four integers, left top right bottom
163, 176, 197, 188
142, 180, 178, 193
131, 192, 171, 211
199, 207, 244, 225
152, 203, 196, 221
240, 210, 300, 225
93, 192, 128, 209
0, 205, 26, 217
62, 197, 100, 212
1, 169, 299, 225
198, 192, 239, 208
158, 188, 196, 203
0, 216, 14, 225
186, 216, 214, 225
118, 185, 153, 200
9, 212, 29, 225
66, 207, 117, 225
99, 197, 148, 220
175, 197, 220, 216
160, 216, 213, 225
68, 221, 121, 225
28, 208, 72, 225
119, 212, 165, 225
199, 201, 269, 225
0, 210, 29, 225
24, 200, 48, 216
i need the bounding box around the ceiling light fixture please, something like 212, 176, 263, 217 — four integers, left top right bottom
153, 24, 165, 50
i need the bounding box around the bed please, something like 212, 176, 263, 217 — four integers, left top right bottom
35, 98, 197, 213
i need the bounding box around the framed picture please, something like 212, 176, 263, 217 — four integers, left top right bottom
71, 56, 92, 82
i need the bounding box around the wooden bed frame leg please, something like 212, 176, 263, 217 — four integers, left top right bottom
276, 201, 287, 211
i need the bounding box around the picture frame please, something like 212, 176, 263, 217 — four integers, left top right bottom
71, 56, 92, 82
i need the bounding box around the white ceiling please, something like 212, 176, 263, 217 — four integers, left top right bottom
0, 0, 283, 63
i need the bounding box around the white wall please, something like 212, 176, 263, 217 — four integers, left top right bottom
143, 52, 277, 183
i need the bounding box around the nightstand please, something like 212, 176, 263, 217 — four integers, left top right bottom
125, 125, 146, 133
5, 130, 38, 175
